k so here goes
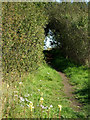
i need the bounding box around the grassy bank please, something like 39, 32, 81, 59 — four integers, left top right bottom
2, 64, 87, 118
51, 54, 89, 117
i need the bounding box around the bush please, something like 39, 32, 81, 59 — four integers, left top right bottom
2, 2, 48, 74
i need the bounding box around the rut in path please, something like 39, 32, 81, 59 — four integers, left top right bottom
59, 71, 82, 112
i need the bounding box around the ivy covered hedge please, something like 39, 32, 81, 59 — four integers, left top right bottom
2, 3, 48, 73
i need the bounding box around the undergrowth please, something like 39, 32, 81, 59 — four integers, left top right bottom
2, 64, 87, 118
51, 55, 89, 117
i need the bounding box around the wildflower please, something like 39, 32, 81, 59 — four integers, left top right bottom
44, 106, 48, 109
40, 97, 44, 105
25, 98, 29, 102
47, 72, 50, 74
40, 80, 42, 81
7, 84, 9, 88
25, 98, 31, 102
27, 104, 29, 107
38, 89, 40, 92
50, 105, 53, 108
58, 105, 62, 111
48, 105, 53, 110
20, 97, 24, 102
29, 101, 34, 111
40, 105, 47, 109
24, 94, 30, 97
37, 104, 39, 107
14, 95, 18, 97
40, 105, 44, 108
19, 82, 22, 85
14, 91, 18, 93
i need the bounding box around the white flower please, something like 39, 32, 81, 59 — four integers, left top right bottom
19, 82, 23, 85
40, 105, 48, 109
31, 94, 32, 96
48, 105, 53, 110
14, 91, 18, 93
20, 97, 24, 102
25, 98, 29, 102
24, 94, 30, 97
27, 104, 29, 107
25, 98, 31, 102
50, 105, 53, 108
40, 97, 44, 101
47, 72, 50, 74
44, 106, 48, 109
14, 95, 18, 97
40, 105, 43, 108
40, 80, 42, 81
38, 89, 40, 91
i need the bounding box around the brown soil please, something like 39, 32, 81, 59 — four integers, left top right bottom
59, 71, 82, 112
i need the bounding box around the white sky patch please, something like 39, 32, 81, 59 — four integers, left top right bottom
44, 29, 55, 50
44, 29, 59, 50
44, 36, 52, 50
45, 37, 51, 48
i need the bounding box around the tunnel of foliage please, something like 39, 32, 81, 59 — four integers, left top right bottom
2, 2, 89, 76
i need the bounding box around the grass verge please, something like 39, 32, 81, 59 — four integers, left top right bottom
51, 55, 89, 117
2, 63, 87, 118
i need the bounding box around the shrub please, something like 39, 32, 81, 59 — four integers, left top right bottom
2, 2, 48, 74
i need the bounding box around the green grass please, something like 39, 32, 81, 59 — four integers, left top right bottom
64, 66, 89, 116
51, 55, 89, 117
2, 63, 87, 118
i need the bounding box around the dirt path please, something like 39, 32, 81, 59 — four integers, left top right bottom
59, 71, 82, 112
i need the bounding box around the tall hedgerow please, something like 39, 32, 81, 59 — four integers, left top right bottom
2, 2, 89, 77
2, 2, 48, 74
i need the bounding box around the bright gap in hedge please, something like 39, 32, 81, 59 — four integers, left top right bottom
44, 29, 59, 50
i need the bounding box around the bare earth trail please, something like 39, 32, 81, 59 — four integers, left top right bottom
46, 52, 82, 112
58, 71, 82, 112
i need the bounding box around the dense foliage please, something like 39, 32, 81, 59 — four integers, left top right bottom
2, 2, 88, 75
2, 2, 89, 118
45, 3, 89, 64
2, 2, 48, 74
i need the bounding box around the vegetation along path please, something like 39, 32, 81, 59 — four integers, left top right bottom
58, 71, 82, 112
